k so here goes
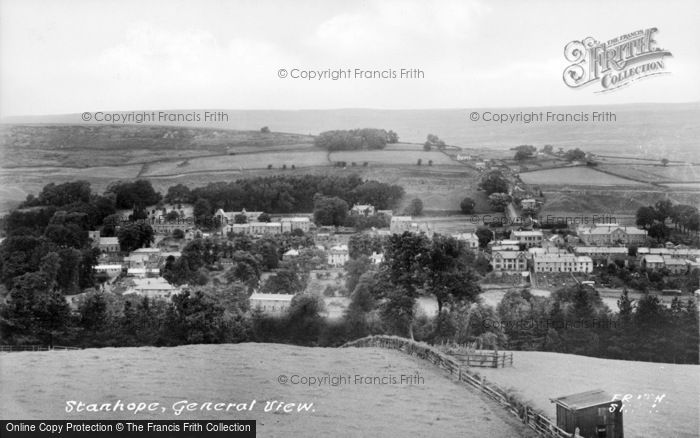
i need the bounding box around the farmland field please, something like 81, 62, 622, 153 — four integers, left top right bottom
0, 344, 535, 438
520, 167, 646, 186
597, 164, 700, 183
142, 151, 330, 176
329, 150, 457, 166
476, 351, 699, 438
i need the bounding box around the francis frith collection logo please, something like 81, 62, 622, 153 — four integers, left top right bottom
563, 28, 672, 92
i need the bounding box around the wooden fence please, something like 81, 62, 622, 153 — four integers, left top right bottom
343, 335, 575, 438
450, 351, 514, 368
0, 345, 81, 353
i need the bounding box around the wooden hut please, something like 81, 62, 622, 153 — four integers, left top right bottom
550, 389, 623, 438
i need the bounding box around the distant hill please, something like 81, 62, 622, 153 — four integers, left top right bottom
0, 124, 315, 168
3, 102, 699, 160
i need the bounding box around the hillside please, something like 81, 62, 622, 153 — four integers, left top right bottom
0, 124, 315, 168
476, 351, 699, 438
0, 343, 535, 438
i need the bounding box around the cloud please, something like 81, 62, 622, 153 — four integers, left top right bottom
310, 0, 490, 60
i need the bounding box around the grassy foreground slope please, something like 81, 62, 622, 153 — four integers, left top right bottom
0, 344, 535, 438
476, 351, 699, 438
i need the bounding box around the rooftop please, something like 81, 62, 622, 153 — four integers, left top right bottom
250, 293, 295, 301
551, 389, 616, 411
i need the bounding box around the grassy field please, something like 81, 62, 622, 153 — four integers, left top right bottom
142, 151, 330, 176
329, 150, 456, 166
596, 164, 700, 183
476, 351, 699, 438
0, 124, 315, 168
520, 167, 646, 186
0, 344, 535, 438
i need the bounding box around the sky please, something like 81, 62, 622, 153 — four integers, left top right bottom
1, 0, 699, 116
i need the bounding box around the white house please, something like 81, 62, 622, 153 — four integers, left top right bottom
452, 232, 479, 249
250, 293, 294, 315
491, 250, 528, 273
577, 224, 648, 246
532, 254, 593, 273
510, 230, 544, 248
327, 244, 350, 267
94, 264, 123, 277
351, 204, 376, 216
123, 277, 180, 300
280, 217, 311, 233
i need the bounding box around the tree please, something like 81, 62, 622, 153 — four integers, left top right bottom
460, 197, 476, 214
286, 294, 325, 344
661, 158, 669, 166
512, 145, 536, 161
172, 228, 185, 239
386, 130, 399, 143
423, 142, 432, 151
542, 145, 554, 154
475, 227, 493, 248
564, 148, 586, 162
257, 212, 271, 223
636, 206, 656, 229
261, 269, 305, 294
478, 170, 509, 195
117, 222, 154, 252
417, 159, 422, 166
345, 256, 373, 293
260, 126, 271, 134
234, 213, 248, 224
487, 193, 511, 212
313, 195, 348, 226
193, 198, 212, 227
164, 184, 192, 204
165, 210, 179, 221
404, 198, 423, 216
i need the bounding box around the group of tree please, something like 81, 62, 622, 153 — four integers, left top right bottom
512, 145, 537, 161
423, 134, 446, 151
478, 170, 509, 195
563, 148, 587, 162
314, 128, 398, 151
637, 200, 700, 238
493, 287, 698, 364
178, 175, 403, 225
344, 232, 485, 340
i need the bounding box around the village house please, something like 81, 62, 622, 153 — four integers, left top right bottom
390, 216, 433, 236
327, 244, 350, 267
370, 252, 384, 265
214, 208, 264, 225
283, 248, 300, 258
510, 230, 544, 248
641, 254, 665, 271
574, 247, 629, 267
490, 239, 520, 251
93, 264, 124, 278
126, 267, 161, 278
280, 217, 311, 233
520, 198, 537, 210
124, 248, 161, 268
533, 254, 593, 273
490, 250, 528, 273
350, 204, 376, 216
577, 224, 647, 246
451, 232, 479, 249
98, 237, 120, 253
123, 277, 180, 300
249, 293, 294, 315
662, 256, 688, 275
